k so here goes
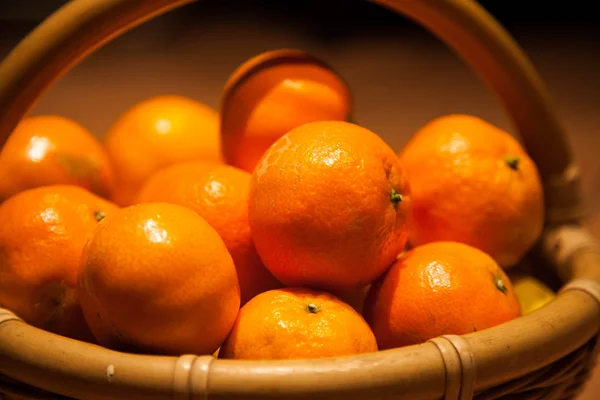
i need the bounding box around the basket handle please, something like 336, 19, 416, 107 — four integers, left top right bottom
0, 0, 584, 222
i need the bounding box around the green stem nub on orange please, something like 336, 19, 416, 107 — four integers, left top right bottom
306, 303, 320, 314
95, 211, 107, 222
390, 188, 403, 206
494, 274, 508, 295
505, 156, 521, 171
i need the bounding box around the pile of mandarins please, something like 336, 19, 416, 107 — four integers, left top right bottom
0, 49, 553, 360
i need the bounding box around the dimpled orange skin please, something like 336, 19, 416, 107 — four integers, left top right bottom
248, 121, 411, 292
363, 241, 522, 350
77, 203, 240, 355
398, 114, 544, 268
135, 161, 282, 305
0, 185, 118, 341
103, 95, 221, 206
0, 115, 115, 202
219, 288, 378, 360
221, 51, 351, 173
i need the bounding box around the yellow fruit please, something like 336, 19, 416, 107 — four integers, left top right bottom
509, 272, 556, 315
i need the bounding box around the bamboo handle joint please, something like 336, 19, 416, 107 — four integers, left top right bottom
544, 225, 600, 282
173, 354, 213, 399
0, 308, 22, 328
429, 335, 476, 400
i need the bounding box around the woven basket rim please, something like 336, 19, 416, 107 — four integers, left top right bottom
0, 282, 598, 399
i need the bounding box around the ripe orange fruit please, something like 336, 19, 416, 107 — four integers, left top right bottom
220, 49, 351, 173
363, 241, 521, 350
398, 114, 544, 268
248, 120, 411, 292
77, 202, 240, 355
104, 95, 220, 206
135, 161, 282, 305
220, 288, 377, 360
0, 185, 118, 341
0, 115, 114, 202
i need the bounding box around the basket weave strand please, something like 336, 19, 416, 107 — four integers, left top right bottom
475, 336, 598, 399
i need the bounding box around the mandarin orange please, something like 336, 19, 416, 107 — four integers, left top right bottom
77, 202, 240, 355
364, 241, 521, 349
0, 115, 114, 202
398, 114, 544, 268
135, 161, 282, 305
220, 50, 351, 172
220, 288, 377, 360
103, 95, 220, 206
248, 121, 411, 292
0, 185, 118, 341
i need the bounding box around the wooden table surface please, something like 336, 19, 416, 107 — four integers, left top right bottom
1, 3, 599, 398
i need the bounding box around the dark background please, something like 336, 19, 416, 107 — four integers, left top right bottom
1, 1, 599, 30
0, 1, 598, 206
0, 0, 598, 203
1, 1, 599, 55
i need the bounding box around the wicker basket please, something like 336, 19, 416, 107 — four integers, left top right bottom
1, 0, 600, 399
